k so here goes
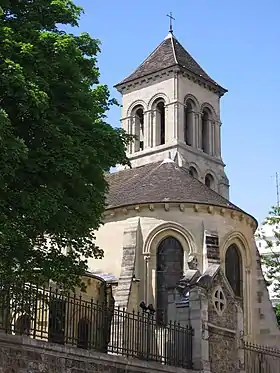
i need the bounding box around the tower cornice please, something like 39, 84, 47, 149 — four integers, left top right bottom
115, 66, 227, 97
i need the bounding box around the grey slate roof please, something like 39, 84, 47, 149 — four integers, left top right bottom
116, 33, 226, 92
105, 160, 241, 212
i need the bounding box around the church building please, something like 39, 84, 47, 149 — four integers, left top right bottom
88, 27, 280, 349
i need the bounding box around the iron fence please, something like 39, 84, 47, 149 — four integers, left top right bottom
208, 325, 280, 372
244, 341, 280, 373
0, 282, 193, 369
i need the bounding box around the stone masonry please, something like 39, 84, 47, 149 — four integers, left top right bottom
0, 333, 195, 373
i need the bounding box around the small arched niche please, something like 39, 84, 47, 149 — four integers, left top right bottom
77, 318, 90, 349
14, 314, 31, 336
225, 244, 243, 297
205, 173, 214, 189
132, 105, 145, 152
189, 166, 198, 179
153, 98, 166, 146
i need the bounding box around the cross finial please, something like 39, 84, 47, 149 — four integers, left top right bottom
166, 12, 175, 33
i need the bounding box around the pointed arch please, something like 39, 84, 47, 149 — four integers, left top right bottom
225, 244, 243, 297
220, 231, 252, 268
220, 231, 253, 335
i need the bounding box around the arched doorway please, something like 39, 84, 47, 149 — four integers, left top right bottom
156, 237, 184, 325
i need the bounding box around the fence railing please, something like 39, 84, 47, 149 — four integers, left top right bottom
0, 282, 193, 369
208, 324, 280, 372
244, 341, 280, 373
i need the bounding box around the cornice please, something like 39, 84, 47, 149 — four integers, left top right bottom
115, 66, 178, 94
115, 65, 226, 97
179, 68, 227, 97
103, 202, 257, 232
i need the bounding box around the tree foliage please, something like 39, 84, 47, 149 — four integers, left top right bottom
275, 304, 280, 326
258, 206, 280, 297
0, 0, 130, 289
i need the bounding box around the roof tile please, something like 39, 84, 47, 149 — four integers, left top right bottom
105, 161, 241, 212
116, 33, 226, 92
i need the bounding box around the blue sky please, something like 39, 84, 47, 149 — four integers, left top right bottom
73, 0, 280, 223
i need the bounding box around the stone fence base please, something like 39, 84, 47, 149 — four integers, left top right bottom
0, 332, 195, 373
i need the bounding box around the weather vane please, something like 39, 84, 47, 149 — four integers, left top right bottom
166, 12, 175, 33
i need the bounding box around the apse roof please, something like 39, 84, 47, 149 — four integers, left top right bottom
115, 32, 227, 94
105, 160, 242, 212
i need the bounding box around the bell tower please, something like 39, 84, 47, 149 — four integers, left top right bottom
115, 30, 230, 199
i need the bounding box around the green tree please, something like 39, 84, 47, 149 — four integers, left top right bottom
258, 206, 280, 319
275, 304, 280, 326
259, 206, 280, 293
0, 0, 130, 289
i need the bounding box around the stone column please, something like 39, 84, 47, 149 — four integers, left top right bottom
189, 287, 211, 372
154, 109, 161, 146
150, 110, 156, 147
211, 120, 215, 155
135, 116, 141, 152
127, 117, 133, 154
207, 118, 212, 155
197, 112, 203, 150
190, 110, 196, 147
194, 112, 199, 149
217, 122, 221, 157
237, 306, 246, 373
148, 111, 153, 148
213, 122, 217, 157
173, 102, 179, 140
144, 255, 150, 304
143, 111, 149, 149
178, 102, 185, 142
131, 116, 136, 153
163, 104, 168, 144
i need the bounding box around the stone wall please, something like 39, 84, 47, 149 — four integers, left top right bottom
0, 333, 194, 373
208, 327, 237, 373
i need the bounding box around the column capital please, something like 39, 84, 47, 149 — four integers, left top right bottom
144, 254, 151, 262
